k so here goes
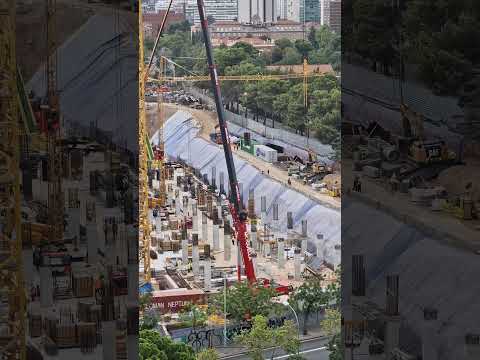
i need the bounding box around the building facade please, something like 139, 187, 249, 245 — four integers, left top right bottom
285, 0, 300, 22
328, 0, 340, 33
185, 0, 239, 24
300, 0, 320, 23
192, 20, 319, 40
238, 0, 277, 24
320, 0, 330, 26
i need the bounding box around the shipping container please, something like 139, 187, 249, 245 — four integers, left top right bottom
254, 144, 278, 163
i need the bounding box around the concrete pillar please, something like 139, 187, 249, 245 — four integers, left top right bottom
192, 234, 199, 278
251, 253, 258, 275
465, 334, 480, 360
316, 234, 324, 258
294, 248, 301, 281
40, 267, 53, 308
301, 220, 308, 255
201, 212, 208, 243
250, 222, 257, 251
422, 308, 439, 360
260, 196, 267, 225
87, 224, 98, 265
277, 238, 285, 268
182, 238, 188, 266
204, 260, 211, 291
385, 275, 400, 358
224, 221, 231, 261
272, 203, 279, 232
192, 202, 198, 232
127, 335, 139, 360
102, 320, 117, 360
213, 224, 220, 251
264, 239, 270, 257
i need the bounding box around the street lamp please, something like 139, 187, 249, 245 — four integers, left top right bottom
283, 300, 301, 341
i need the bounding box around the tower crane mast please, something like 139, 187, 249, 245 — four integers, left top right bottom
0, 1, 26, 358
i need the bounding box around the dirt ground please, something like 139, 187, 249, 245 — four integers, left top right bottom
148, 102, 341, 209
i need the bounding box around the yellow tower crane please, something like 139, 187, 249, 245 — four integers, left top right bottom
0, 1, 26, 358
139, 3, 151, 283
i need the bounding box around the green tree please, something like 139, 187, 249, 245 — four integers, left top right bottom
235, 315, 301, 360
178, 304, 208, 329
274, 38, 293, 50
168, 20, 191, 34
141, 309, 159, 330
196, 348, 220, 360
321, 308, 341, 336
279, 47, 302, 65
289, 277, 330, 335
294, 39, 313, 57
140, 292, 153, 313
139, 330, 196, 360
327, 333, 343, 360
208, 282, 281, 322
308, 27, 318, 49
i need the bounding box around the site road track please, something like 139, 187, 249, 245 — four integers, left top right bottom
147, 102, 341, 210
219, 336, 330, 360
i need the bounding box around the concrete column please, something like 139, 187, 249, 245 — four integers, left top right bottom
182, 238, 189, 265
294, 248, 301, 281
385, 317, 401, 357
192, 234, 199, 278
87, 224, 98, 265
264, 239, 270, 257
224, 222, 231, 261
316, 234, 324, 258
102, 320, 117, 360
250, 223, 257, 251
260, 196, 267, 225
204, 258, 211, 291
422, 308, 439, 360
192, 202, 198, 232
40, 267, 53, 308
465, 334, 480, 360
127, 335, 139, 360
277, 238, 285, 268
301, 220, 308, 255
201, 212, 208, 243
251, 253, 258, 275
213, 224, 220, 251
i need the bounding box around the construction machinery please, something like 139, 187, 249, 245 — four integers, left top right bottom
0, 1, 26, 358
139, 3, 152, 283
45, 0, 64, 244
143, 0, 292, 294
194, 0, 290, 294
400, 98, 454, 165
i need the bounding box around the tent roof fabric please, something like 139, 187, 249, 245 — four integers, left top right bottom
155, 111, 341, 266
27, 14, 138, 152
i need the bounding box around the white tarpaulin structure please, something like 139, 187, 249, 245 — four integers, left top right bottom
152, 111, 341, 265
343, 198, 480, 359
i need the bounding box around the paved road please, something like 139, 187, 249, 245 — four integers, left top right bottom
220, 337, 330, 360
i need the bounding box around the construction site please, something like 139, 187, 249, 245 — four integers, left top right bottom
138, 0, 341, 335
2, 0, 140, 359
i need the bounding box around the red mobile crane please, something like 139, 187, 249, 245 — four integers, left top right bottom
146, 0, 290, 294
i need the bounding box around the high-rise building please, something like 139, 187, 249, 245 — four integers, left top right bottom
286, 0, 300, 22
186, 0, 238, 24
320, 0, 330, 26
328, 0, 340, 33
238, 0, 277, 24
154, 0, 186, 14
300, 0, 320, 23
277, 0, 288, 20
